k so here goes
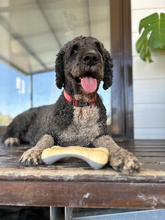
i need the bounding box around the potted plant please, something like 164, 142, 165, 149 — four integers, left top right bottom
136, 12, 165, 62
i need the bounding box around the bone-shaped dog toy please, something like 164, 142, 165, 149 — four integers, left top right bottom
41, 146, 110, 170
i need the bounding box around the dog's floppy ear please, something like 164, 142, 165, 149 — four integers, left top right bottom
103, 49, 113, 90
55, 48, 65, 89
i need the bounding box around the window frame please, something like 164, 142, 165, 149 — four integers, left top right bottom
0, 0, 133, 139
109, 0, 133, 138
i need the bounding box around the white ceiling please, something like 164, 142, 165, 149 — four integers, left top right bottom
0, 0, 111, 75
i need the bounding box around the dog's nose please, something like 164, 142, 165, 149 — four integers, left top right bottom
83, 53, 98, 66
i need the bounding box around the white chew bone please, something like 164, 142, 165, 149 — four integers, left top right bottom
41, 146, 110, 170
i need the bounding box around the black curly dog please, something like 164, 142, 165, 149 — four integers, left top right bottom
2, 36, 140, 174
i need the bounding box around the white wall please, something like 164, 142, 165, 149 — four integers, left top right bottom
131, 0, 165, 139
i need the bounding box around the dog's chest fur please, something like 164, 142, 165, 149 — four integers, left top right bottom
58, 105, 101, 146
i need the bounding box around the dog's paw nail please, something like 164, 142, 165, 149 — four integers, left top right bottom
136, 166, 140, 173
130, 166, 134, 172
118, 164, 124, 170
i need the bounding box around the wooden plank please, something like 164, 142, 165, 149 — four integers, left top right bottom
123, 148, 165, 152
1, 139, 165, 149
0, 140, 165, 174
117, 139, 165, 147
140, 157, 165, 163
0, 157, 165, 172
0, 139, 165, 209
142, 163, 165, 171
134, 152, 165, 157
0, 167, 165, 183
0, 181, 165, 209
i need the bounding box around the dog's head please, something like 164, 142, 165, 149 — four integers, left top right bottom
55, 36, 113, 101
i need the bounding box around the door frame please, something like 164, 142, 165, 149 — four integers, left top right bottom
109, 0, 133, 139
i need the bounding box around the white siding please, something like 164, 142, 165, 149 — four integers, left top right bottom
131, 0, 165, 139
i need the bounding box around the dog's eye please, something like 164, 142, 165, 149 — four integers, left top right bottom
95, 42, 103, 55
73, 49, 77, 54
71, 45, 78, 56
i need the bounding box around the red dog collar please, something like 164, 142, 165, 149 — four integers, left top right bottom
64, 90, 97, 107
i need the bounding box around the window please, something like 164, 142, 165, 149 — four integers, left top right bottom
0, 0, 111, 125
0, 63, 30, 125
0, 0, 133, 138
33, 72, 57, 108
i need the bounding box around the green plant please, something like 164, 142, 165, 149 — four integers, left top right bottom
136, 12, 165, 62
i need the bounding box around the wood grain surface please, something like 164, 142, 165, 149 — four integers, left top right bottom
0, 136, 165, 209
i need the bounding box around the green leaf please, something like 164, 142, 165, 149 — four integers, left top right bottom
136, 13, 165, 62
148, 13, 165, 49
139, 38, 148, 61
146, 46, 153, 63
139, 13, 158, 34
136, 27, 152, 52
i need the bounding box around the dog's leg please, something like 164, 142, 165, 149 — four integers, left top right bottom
2, 108, 38, 146
93, 135, 140, 174
19, 134, 54, 166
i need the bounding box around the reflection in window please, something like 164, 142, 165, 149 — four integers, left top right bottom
0, 0, 111, 125
33, 72, 60, 108
0, 63, 30, 125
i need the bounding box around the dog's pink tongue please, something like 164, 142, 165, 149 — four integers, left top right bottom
81, 77, 97, 93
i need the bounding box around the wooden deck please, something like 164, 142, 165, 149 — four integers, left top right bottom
0, 136, 165, 209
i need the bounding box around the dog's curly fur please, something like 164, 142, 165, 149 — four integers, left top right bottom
2, 36, 140, 174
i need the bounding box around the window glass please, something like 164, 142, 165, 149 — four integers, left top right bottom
0, 0, 111, 125
0, 63, 30, 125
33, 72, 61, 108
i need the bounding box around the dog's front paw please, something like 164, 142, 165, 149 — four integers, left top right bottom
4, 137, 20, 147
110, 149, 140, 174
19, 148, 43, 166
